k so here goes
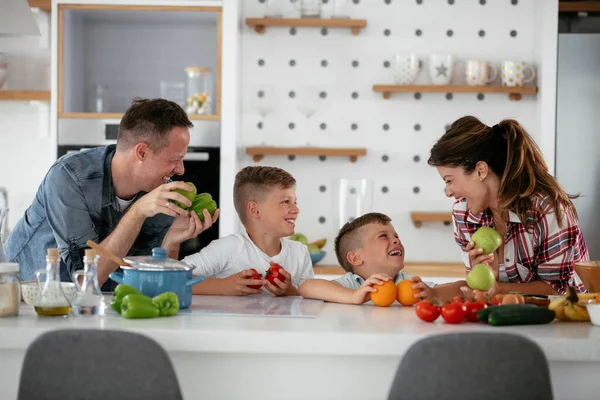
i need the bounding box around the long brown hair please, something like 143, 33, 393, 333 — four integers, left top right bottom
428, 116, 577, 227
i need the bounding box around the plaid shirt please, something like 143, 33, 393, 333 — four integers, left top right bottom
452, 195, 588, 294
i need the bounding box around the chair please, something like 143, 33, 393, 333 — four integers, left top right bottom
388, 332, 553, 400
17, 329, 183, 400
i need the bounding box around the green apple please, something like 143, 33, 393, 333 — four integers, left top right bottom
471, 226, 502, 254
307, 244, 321, 254
466, 264, 496, 291
290, 233, 308, 245
172, 182, 197, 209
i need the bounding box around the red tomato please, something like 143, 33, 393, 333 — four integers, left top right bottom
415, 300, 441, 322
452, 295, 464, 303
441, 301, 467, 324
247, 268, 263, 290
265, 262, 286, 286
464, 300, 488, 322
490, 299, 501, 306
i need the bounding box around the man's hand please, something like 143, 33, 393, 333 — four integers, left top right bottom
264, 268, 296, 296
351, 273, 392, 305
162, 208, 220, 248
129, 181, 195, 219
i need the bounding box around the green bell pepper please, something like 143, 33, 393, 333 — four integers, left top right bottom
120, 294, 159, 319
152, 292, 180, 317
110, 284, 141, 313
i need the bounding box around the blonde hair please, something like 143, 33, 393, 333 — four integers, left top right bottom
233, 166, 296, 224
428, 116, 577, 227
334, 213, 392, 273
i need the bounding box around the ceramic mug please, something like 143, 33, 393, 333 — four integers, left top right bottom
428, 53, 454, 85
465, 60, 498, 86
501, 61, 536, 87
392, 53, 422, 85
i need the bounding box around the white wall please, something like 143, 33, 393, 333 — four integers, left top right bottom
0, 10, 52, 233
238, 0, 558, 265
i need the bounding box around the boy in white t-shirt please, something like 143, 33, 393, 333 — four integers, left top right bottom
186, 166, 314, 296
299, 213, 465, 304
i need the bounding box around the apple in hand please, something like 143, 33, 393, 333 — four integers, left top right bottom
471, 226, 502, 254
466, 264, 496, 291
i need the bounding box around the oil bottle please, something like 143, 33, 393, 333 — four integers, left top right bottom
34, 248, 72, 316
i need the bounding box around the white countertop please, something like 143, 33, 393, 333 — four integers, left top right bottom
1, 295, 600, 363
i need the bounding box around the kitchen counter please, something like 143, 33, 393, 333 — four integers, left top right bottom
1, 295, 600, 400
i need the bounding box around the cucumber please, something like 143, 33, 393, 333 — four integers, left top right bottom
476, 304, 537, 323
488, 306, 555, 326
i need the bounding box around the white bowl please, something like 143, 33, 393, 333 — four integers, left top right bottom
586, 303, 600, 327
21, 282, 78, 306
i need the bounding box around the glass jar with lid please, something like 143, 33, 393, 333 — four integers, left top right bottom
0, 263, 21, 317
185, 66, 213, 115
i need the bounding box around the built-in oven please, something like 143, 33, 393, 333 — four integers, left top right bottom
57, 117, 221, 259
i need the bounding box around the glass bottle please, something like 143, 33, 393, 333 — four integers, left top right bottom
34, 248, 72, 317
0, 207, 7, 263
71, 249, 106, 316
184, 66, 213, 115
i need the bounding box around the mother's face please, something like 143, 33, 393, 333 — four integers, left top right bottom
437, 165, 491, 215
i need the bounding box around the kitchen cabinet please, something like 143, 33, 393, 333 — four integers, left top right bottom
57, 3, 222, 120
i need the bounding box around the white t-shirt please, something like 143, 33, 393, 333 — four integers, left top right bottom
182, 231, 315, 289
115, 196, 134, 212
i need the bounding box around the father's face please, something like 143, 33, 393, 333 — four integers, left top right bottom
143, 126, 190, 192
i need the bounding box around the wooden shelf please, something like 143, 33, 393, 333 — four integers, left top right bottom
58, 112, 220, 121
373, 85, 538, 101
410, 212, 453, 228
0, 90, 50, 101
245, 146, 367, 163
27, 0, 51, 12
559, 1, 600, 12
245, 18, 367, 35
314, 262, 466, 278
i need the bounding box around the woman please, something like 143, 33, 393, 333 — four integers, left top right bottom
428, 116, 588, 295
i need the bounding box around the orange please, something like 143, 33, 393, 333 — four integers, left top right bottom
370, 281, 397, 307
596, 292, 600, 303
396, 279, 421, 306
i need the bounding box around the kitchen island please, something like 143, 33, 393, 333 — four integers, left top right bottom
1, 295, 599, 400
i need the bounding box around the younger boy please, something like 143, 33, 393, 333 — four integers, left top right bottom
183, 166, 314, 296
299, 213, 465, 304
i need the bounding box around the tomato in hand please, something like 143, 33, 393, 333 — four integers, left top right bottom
265, 262, 286, 286
441, 301, 467, 324
464, 300, 488, 322
247, 268, 263, 290
415, 300, 441, 322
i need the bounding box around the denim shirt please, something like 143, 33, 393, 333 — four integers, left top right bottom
5, 145, 173, 290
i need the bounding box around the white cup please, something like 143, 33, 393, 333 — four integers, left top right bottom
501, 61, 536, 87
392, 54, 422, 85
465, 60, 498, 86
428, 54, 454, 85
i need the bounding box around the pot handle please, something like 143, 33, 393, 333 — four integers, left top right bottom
109, 271, 124, 285
185, 275, 206, 287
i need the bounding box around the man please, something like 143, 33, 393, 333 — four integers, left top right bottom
6, 98, 219, 289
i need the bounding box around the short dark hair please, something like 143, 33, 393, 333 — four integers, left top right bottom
233, 166, 296, 224
334, 212, 392, 273
117, 97, 193, 153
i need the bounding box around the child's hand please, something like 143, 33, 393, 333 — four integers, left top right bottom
351, 274, 392, 305
410, 276, 434, 300
223, 270, 265, 296
264, 268, 296, 296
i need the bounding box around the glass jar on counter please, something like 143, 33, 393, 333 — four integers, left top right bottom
185, 66, 213, 115
0, 263, 20, 317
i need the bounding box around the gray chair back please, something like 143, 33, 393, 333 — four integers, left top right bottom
17, 329, 183, 400
388, 332, 553, 400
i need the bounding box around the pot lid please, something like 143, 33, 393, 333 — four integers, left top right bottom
122, 248, 195, 271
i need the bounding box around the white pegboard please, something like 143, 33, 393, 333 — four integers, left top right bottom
238, 0, 556, 264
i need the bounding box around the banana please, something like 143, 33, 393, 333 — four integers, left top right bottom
549, 297, 568, 321
310, 238, 327, 249
562, 287, 591, 322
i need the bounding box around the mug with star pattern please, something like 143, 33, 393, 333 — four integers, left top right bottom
428, 54, 454, 85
